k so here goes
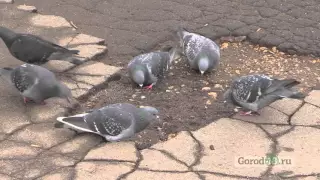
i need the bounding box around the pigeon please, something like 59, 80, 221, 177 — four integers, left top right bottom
55, 103, 160, 142
127, 47, 177, 90
177, 28, 220, 75
0, 26, 82, 65
0, 63, 73, 104
223, 74, 305, 116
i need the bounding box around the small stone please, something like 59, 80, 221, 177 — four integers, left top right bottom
132, 94, 137, 98
206, 100, 212, 105
209, 145, 215, 150
129, 99, 134, 101
235, 70, 240, 74
141, 96, 146, 99
208, 92, 217, 99
17, 4, 37, 13
214, 84, 223, 89
181, 84, 185, 87
234, 36, 246, 42
166, 90, 171, 93
168, 86, 174, 90
202, 87, 211, 91
0, 0, 13, 4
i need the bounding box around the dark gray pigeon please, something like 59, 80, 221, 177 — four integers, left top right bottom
55, 103, 160, 142
127, 48, 176, 90
0, 26, 82, 65
177, 28, 220, 75
223, 74, 305, 116
0, 63, 72, 104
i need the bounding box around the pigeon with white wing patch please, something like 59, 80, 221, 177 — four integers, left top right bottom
55, 103, 160, 142
223, 74, 305, 116
177, 28, 220, 75
0, 63, 72, 104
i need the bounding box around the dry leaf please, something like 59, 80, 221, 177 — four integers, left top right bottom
208, 92, 217, 99
221, 42, 229, 49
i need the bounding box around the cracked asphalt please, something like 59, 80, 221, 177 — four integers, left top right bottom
17, 0, 320, 61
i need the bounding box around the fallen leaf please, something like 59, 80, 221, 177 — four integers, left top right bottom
235, 70, 240, 74
208, 92, 217, 99
221, 42, 229, 49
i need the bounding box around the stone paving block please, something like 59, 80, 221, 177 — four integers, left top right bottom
192, 118, 272, 177
139, 149, 188, 171
62, 62, 121, 98
84, 142, 137, 162
0, 159, 26, 175
71, 45, 107, 61
59, 33, 105, 46
9, 123, 75, 149
42, 60, 75, 73
125, 171, 200, 180
36, 167, 75, 180
0, 78, 21, 97
291, 103, 320, 125
201, 174, 249, 180
0, 140, 42, 160
14, 153, 77, 179
260, 125, 292, 137
233, 107, 289, 125
0, 133, 6, 141
305, 90, 320, 107
269, 98, 303, 115
0, 173, 14, 180
30, 14, 71, 28
17, 5, 37, 13
51, 134, 102, 160
0, 96, 30, 134
27, 98, 69, 123
272, 127, 320, 175
151, 131, 197, 166
75, 162, 133, 180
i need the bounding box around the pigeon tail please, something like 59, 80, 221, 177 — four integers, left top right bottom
56, 113, 91, 133
168, 47, 178, 64
177, 27, 188, 40
68, 49, 80, 55
64, 57, 83, 65
47, 52, 83, 65
281, 79, 300, 88
289, 92, 305, 99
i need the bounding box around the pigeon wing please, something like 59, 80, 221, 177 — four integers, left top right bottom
11, 65, 38, 93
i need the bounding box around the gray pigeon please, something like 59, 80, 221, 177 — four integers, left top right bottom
0, 63, 72, 104
55, 103, 160, 142
223, 74, 305, 116
0, 26, 82, 65
177, 28, 220, 75
127, 48, 176, 90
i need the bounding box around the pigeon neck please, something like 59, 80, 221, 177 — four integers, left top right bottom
0, 27, 17, 47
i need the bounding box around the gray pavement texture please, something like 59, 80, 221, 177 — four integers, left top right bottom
0, 1, 320, 180
15, 0, 320, 60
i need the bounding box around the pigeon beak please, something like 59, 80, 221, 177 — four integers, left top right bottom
139, 84, 143, 88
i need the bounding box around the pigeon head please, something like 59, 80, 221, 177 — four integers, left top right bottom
57, 83, 73, 104
198, 54, 210, 75
140, 106, 160, 121
132, 68, 145, 87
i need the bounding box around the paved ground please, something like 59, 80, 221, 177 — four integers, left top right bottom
15, 0, 320, 62
0, 2, 320, 180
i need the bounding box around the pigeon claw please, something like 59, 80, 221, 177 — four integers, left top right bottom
239, 111, 259, 116
23, 97, 29, 104
144, 84, 153, 90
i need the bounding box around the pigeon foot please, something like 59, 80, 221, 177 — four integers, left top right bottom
144, 84, 153, 90
239, 111, 260, 116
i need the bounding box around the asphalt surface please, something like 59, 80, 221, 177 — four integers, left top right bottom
18, 0, 320, 61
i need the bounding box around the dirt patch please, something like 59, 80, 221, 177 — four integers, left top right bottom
79, 41, 320, 150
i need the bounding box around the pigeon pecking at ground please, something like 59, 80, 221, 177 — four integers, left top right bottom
127, 47, 177, 90
177, 28, 220, 75
0, 26, 82, 65
0, 63, 73, 104
55, 103, 160, 142
223, 74, 305, 116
